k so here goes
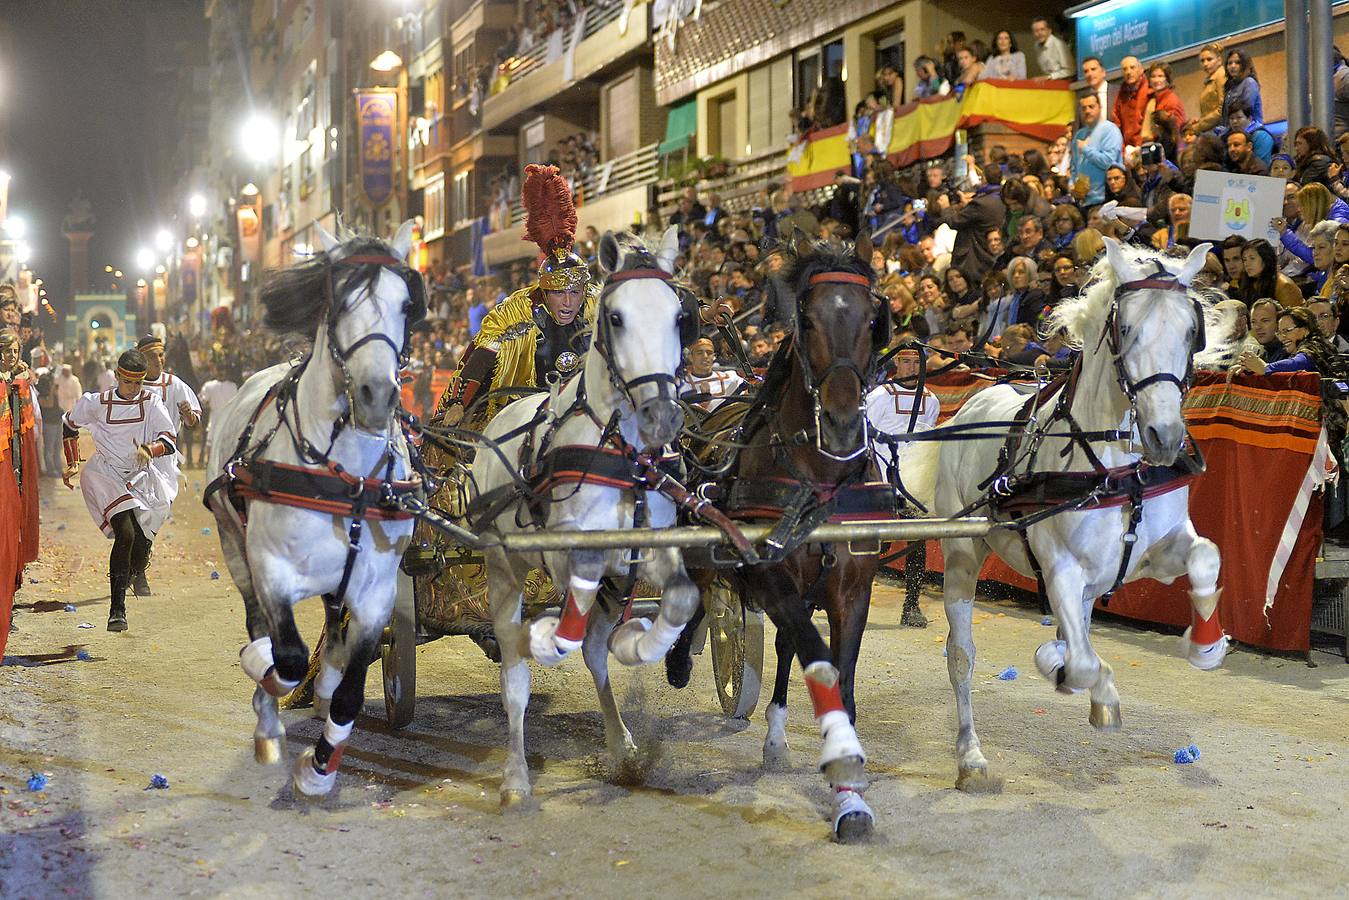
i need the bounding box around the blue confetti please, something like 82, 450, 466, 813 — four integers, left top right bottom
200, 527, 212, 536
996, 666, 1018, 681
210, 571, 220, 580
1187, 743, 1201, 760
76, 650, 91, 661
1174, 747, 1197, 764
1041, 617, 1053, 626
28, 578, 39, 585
146, 774, 170, 790
27, 773, 48, 792
63, 604, 77, 613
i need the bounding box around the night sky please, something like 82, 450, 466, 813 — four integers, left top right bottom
0, 0, 197, 311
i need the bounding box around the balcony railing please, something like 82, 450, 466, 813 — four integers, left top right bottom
492, 142, 659, 229
488, 0, 624, 96
412, 115, 452, 171
654, 149, 794, 222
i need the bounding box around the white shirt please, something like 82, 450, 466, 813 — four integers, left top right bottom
865, 382, 940, 475
97, 368, 117, 391
199, 379, 240, 438
679, 368, 745, 411
56, 372, 83, 412
143, 371, 201, 471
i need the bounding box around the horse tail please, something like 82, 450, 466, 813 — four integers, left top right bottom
900, 441, 941, 514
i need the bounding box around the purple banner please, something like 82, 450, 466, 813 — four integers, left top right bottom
357, 90, 397, 208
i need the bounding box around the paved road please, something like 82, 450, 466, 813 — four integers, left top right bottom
3, 473, 1348, 898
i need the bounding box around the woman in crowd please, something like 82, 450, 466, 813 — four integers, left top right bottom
982, 30, 1025, 80
1219, 49, 1263, 128
1293, 126, 1338, 187
1047, 252, 1080, 306
1270, 154, 1296, 180
1191, 42, 1227, 134
1104, 166, 1144, 207
1236, 238, 1304, 309
954, 46, 985, 96
917, 274, 951, 337
944, 265, 983, 321
1233, 306, 1344, 376
1141, 63, 1187, 146
1049, 205, 1083, 251
1278, 184, 1349, 281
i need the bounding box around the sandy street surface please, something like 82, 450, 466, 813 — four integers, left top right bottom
2, 473, 1348, 899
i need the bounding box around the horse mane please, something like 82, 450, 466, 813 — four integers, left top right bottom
781, 236, 874, 298
1042, 243, 1236, 365
258, 234, 394, 335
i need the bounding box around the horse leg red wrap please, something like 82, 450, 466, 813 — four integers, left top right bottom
323, 742, 346, 774
804, 668, 847, 719
1190, 609, 1224, 646
555, 593, 589, 643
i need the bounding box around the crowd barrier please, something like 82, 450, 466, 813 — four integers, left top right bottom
889, 371, 1329, 652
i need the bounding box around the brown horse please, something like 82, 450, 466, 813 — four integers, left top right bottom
670, 233, 890, 841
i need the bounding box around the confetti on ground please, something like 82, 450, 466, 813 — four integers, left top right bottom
64, 604, 77, 612
210, 571, 220, 580
146, 774, 170, 790
76, 650, 91, 661
1173, 744, 1202, 765
78, 622, 94, 629
996, 667, 1018, 680
201, 527, 211, 535
1041, 617, 1053, 626
27, 773, 48, 792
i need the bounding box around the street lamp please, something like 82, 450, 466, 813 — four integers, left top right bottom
369, 50, 403, 72
370, 45, 410, 220
239, 113, 279, 164
2, 215, 26, 239
188, 193, 207, 219
155, 228, 173, 254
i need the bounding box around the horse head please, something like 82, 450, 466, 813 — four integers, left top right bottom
786, 230, 885, 460
258, 221, 422, 433
1093, 238, 1213, 465
594, 227, 688, 449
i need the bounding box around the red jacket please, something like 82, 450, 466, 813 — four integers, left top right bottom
1147, 87, 1186, 136
1111, 79, 1151, 147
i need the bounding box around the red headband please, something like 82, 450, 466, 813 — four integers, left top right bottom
809, 272, 872, 287
115, 366, 146, 381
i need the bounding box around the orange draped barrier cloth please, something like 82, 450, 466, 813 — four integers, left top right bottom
894, 371, 1325, 652
788, 80, 1076, 192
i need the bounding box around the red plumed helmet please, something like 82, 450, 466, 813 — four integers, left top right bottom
521, 164, 587, 291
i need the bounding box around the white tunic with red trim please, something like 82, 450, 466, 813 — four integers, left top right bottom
678, 369, 745, 411
63, 389, 178, 539
865, 382, 940, 474
143, 371, 201, 471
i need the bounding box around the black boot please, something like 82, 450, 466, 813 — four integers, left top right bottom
131, 531, 153, 597
108, 575, 129, 632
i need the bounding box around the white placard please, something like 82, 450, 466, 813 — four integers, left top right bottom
1189, 169, 1286, 245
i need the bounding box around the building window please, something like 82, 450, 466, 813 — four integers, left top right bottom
522, 117, 546, 165
875, 28, 905, 81
604, 73, 639, 159
708, 90, 738, 160
424, 174, 445, 239
451, 170, 471, 227
748, 56, 793, 155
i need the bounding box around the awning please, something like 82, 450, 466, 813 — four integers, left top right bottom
658, 98, 697, 155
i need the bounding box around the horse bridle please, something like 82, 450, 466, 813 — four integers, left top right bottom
791, 271, 884, 462
1101, 264, 1204, 406
592, 265, 687, 414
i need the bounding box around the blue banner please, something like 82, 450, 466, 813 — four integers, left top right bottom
357, 90, 397, 208
1071, 0, 1289, 72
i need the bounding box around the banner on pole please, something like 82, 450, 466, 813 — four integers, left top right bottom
357, 90, 398, 208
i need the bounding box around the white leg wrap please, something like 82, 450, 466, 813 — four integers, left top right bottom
292, 746, 337, 796
1034, 640, 1082, 694
631, 615, 684, 665
323, 718, 354, 747
240, 637, 276, 684
817, 709, 865, 769
831, 788, 875, 835
315, 663, 343, 701
528, 615, 581, 666
1180, 627, 1229, 671
570, 574, 601, 593
608, 617, 652, 666
765, 702, 788, 744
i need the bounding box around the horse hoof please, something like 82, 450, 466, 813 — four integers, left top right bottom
832, 789, 875, 843
955, 766, 1005, 794
665, 647, 694, 688
254, 735, 285, 765
1089, 701, 1122, 731
900, 604, 928, 628
292, 747, 337, 797
499, 788, 531, 811
1034, 640, 1082, 695
763, 744, 791, 771
1180, 628, 1228, 670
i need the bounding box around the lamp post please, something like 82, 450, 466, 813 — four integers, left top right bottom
136, 246, 156, 326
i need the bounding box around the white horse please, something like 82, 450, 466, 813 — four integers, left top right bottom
932, 238, 1233, 791
470, 228, 700, 807
205, 222, 421, 796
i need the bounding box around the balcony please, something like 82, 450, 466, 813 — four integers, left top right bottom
412, 115, 452, 173
481, 1, 649, 131
480, 142, 659, 264
654, 148, 791, 222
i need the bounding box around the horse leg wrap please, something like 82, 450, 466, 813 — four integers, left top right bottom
804, 661, 865, 771
529, 586, 594, 666
240, 637, 301, 697
831, 787, 875, 837
629, 615, 685, 666
1182, 588, 1227, 670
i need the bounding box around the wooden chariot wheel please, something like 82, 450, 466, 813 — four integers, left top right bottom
381, 568, 418, 729
705, 576, 765, 719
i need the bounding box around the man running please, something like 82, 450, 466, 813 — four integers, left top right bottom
62, 349, 177, 631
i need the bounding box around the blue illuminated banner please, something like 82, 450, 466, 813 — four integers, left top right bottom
1070, 0, 1289, 72
357, 90, 397, 208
